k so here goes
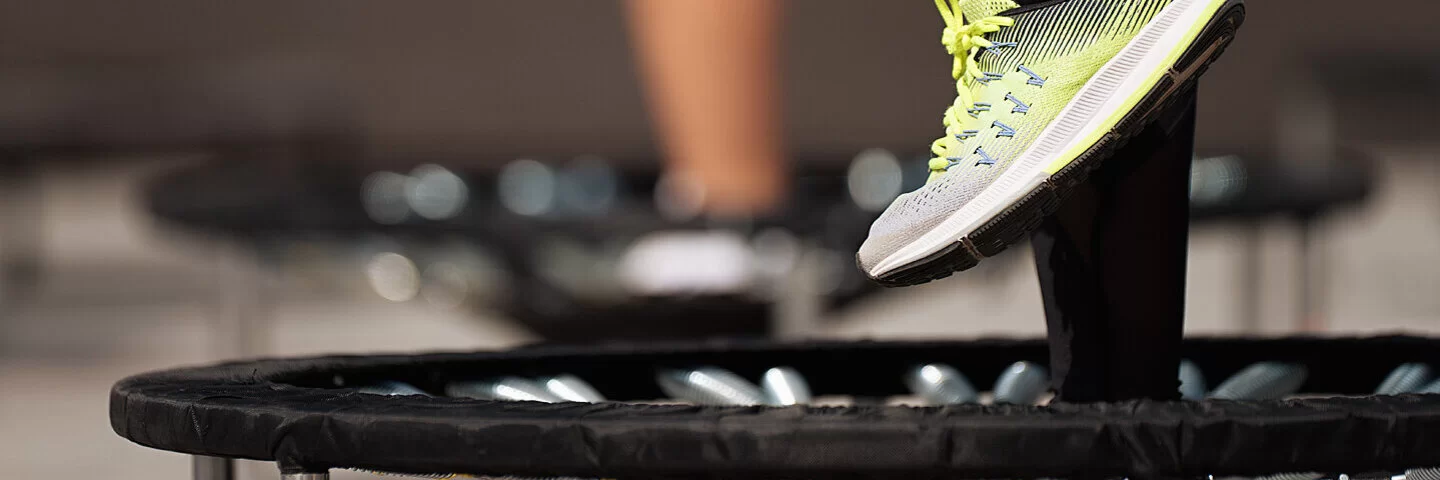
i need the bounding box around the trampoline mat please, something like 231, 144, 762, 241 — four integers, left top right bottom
111, 336, 1440, 479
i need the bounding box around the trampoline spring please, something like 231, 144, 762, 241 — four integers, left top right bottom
471, 476, 595, 480
760, 367, 813, 406
538, 374, 606, 403
1179, 359, 1207, 400
1257, 472, 1323, 480
1407, 468, 1440, 480
356, 381, 430, 397
1212, 472, 1322, 480
904, 363, 978, 405
656, 367, 765, 406
1376, 363, 1433, 395
446, 378, 562, 403
348, 469, 459, 479
1210, 362, 1308, 400
993, 361, 1050, 405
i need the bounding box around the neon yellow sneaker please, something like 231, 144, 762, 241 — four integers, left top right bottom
859, 0, 1244, 286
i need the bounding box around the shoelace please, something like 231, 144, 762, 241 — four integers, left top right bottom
927, 0, 1014, 182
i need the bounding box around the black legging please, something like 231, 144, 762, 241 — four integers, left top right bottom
1031, 94, 1196, 402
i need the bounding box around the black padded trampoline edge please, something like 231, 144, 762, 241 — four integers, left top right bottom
112, 336, 1440, 479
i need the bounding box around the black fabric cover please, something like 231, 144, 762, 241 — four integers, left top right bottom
111, 336, 1440, 479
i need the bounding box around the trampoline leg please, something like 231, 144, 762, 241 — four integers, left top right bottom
192, 456, 233, 480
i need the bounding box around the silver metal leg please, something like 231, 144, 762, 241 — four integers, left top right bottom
1277, 72, 1336, 334
280, 473, 328, 480
1236, 220, 1264, 334
0, 157, 43, 328
1296, 217, 1327, 332
770, 245, 823, 338
192, 456, 234, 480
214, 241, 269, 359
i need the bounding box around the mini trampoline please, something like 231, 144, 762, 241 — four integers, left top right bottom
112, 336, 1440, 480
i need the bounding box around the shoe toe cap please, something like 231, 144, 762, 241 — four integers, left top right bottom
856, 192, 949, 275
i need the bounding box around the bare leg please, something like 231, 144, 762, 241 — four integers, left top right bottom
625, 0, 786, 217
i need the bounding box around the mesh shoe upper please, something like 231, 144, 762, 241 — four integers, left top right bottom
858, 0, 1174, 272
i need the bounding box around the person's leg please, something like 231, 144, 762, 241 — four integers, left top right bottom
624, 0, 786, 217
1033, 95, 1197, 403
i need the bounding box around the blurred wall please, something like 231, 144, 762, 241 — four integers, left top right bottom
1, 0, 1438, 160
